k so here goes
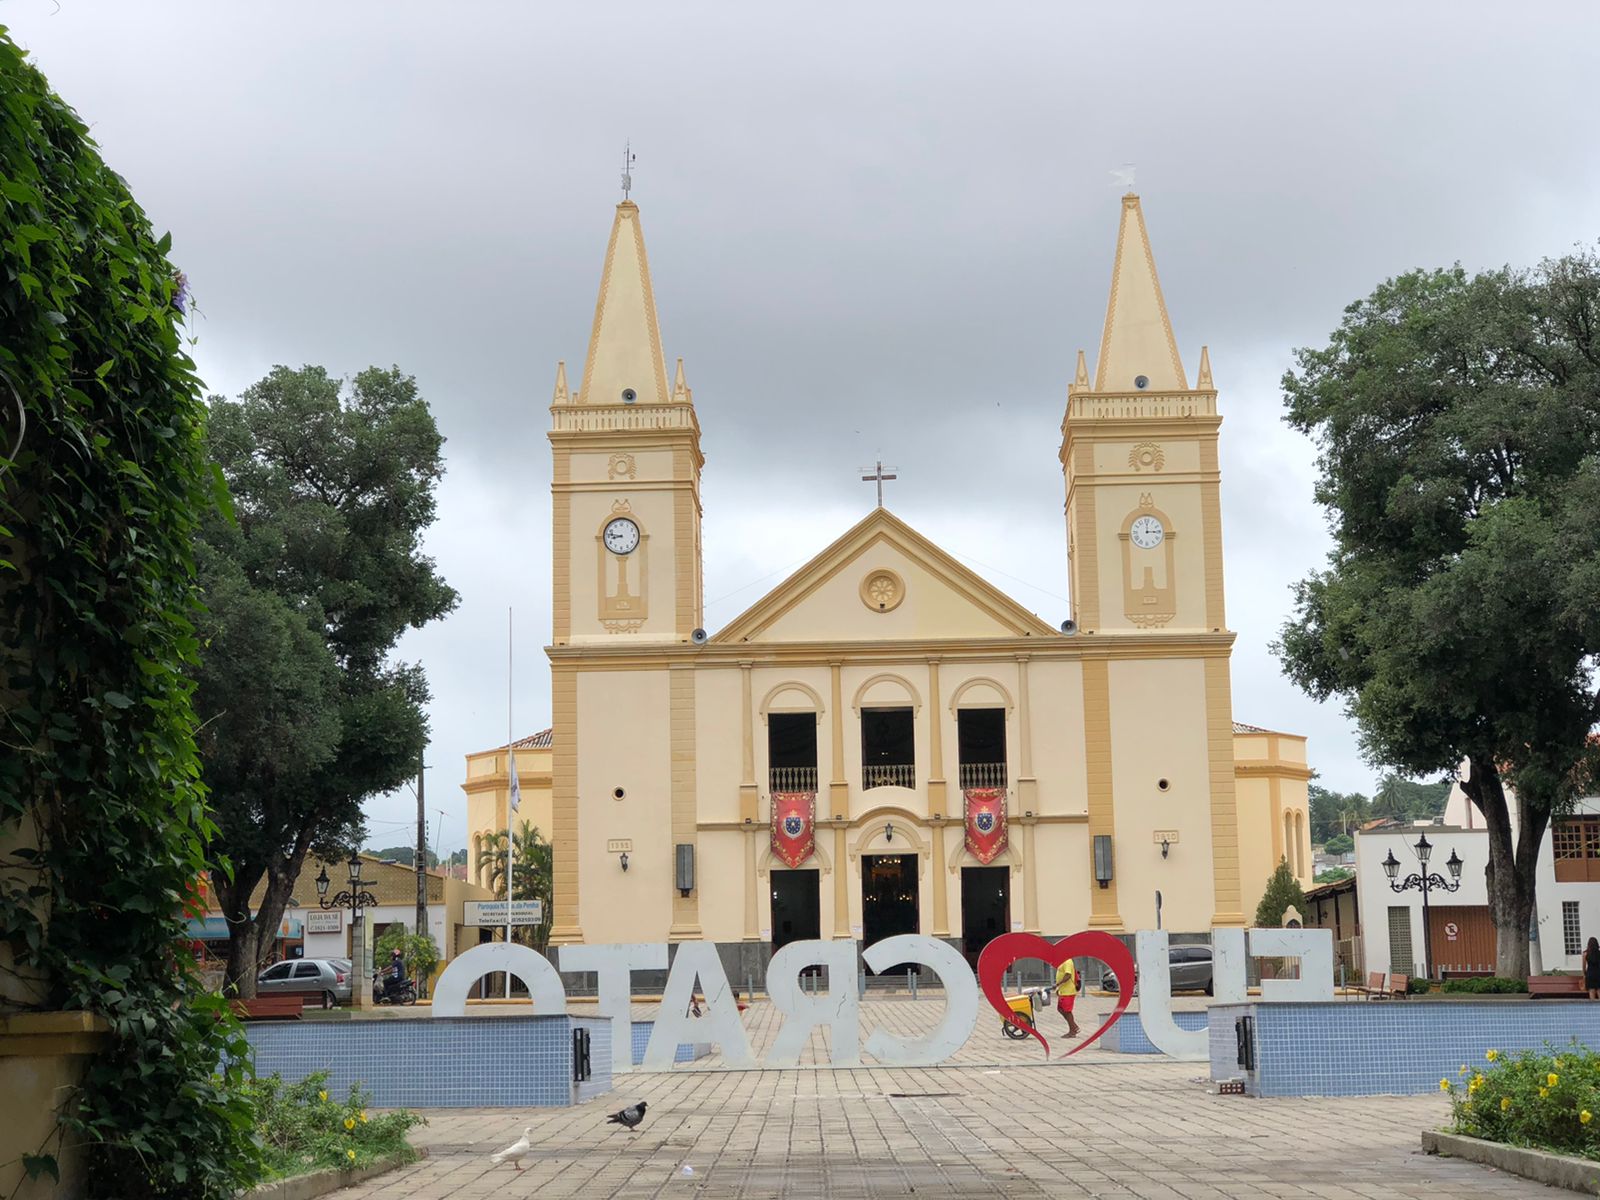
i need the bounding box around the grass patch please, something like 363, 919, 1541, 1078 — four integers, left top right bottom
250, 1070, 424, 1181
1446, 1043, 1600, 1160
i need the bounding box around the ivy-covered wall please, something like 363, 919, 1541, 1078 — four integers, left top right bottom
0, 28, 260, 1197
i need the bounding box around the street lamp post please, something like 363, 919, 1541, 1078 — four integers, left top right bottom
317, 852, 379, 1008
1383, 834, 1464, 981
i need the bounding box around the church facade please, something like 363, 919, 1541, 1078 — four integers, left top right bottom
481, 193, 1312, 964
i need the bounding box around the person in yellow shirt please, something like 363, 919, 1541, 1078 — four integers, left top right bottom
1054, 957, 1082, 1038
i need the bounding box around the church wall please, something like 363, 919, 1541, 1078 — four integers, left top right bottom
1024, 658, 1090, 817
576, 668, 673, 943
1090, 438, 1202, 477
1107, 658, 1216, 931
1234, 772, 1276, 920
1032, 823, 1092, 934
696, 828, 746, 943
692, 664, 743, 824
563, 481, 688, 645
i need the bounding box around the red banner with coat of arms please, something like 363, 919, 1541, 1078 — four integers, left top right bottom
771, 792, 816, 869
964, 787, 1008, 865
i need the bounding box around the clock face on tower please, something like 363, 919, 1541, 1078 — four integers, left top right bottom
1129, 515, 1165, 550
603, 517, 640, 555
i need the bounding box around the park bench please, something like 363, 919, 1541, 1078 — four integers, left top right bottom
1357, 971, 1388, 999
1358, 972, 1410, 999
230, 994, 304, 1021
1529, 974, 1587, 998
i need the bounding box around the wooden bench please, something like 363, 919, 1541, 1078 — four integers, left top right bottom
1358, 971, 1410, 1000
1530, 975, 1587, 998
231, 994, 305, 1021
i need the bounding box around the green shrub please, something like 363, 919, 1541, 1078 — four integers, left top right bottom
1440, 977, 1528, 995
249, 1071, 424, 1180
1449, 1045, 1600, 1158
1409, 977, 1433, 994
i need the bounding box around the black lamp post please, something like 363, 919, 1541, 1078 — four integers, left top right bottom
317, 852, 378, 1006
1383, 833, 1463, 981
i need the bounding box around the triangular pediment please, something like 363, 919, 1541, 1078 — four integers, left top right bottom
712, 509, 1058, 644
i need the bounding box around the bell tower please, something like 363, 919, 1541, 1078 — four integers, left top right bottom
1061, 193, 1224, 636
549, 200, 704, 646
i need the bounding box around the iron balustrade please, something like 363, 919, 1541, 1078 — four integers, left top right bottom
862, 763, 915, 790
957, 762, 1008, 789
768, 766, 819, 793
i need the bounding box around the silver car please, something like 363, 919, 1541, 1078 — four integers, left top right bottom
1103, 945, 1213, 995
256, 958, 353, 1008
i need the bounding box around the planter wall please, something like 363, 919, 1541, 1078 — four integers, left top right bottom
0, 1011, 111, 1200
1528, 975, 1587, 997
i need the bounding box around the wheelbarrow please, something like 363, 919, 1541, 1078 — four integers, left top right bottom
1000, 984, 1057, 1039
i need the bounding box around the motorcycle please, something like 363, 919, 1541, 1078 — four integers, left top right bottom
373, 973, 418, 1006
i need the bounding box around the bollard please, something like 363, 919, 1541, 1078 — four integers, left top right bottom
909, 968, 918, 1000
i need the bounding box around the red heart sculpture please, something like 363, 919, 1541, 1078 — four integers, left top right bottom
976, 931, 1134, 1058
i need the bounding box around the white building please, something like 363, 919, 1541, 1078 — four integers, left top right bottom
1355, 785, 1600, 979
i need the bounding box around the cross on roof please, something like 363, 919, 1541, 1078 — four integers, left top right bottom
860, 460, 898, 508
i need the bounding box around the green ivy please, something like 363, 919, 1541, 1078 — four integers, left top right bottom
0, 27, 261, 1197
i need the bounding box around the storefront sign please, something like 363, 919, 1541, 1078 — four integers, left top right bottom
431, 926, 1334, 1069
305, 910, 342, 934
464, 900, 544, 926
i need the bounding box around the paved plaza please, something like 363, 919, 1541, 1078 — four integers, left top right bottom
336, 998, 1553, 1198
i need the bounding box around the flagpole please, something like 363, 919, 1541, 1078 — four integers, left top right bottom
506, 606, 513, 1000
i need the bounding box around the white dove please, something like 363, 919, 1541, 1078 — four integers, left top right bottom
490, 1125, 533, 1171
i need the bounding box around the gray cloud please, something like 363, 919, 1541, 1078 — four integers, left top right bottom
12, 0, 1598, 850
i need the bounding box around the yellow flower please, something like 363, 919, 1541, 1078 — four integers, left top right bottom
1459, 1064, 1470, 1076
1583, 1110, 1594, 1125
1486, 1049, 1500, 1062
318, 1090, 328, 1102
359, 1113, 368, 1124
346, 1149, 356, 1162
344, 1117, 356, 1131
1440, 1079, 1452, 1092
1556, 1057, 1564, 1068
1469, 1075, 1485, 1094
1540, 1088, 1550, 1099
1549, 1073, 1561, 1088
1501, 1097, 1512, 1112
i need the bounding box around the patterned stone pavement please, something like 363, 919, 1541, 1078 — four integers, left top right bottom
333, 998, 1551, 1198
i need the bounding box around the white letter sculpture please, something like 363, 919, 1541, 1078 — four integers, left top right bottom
1135, 931, 1206, 1062
559, 943, 668, 1072
765, 940, 861, 1068
643, 941, 755, 1070
431, 942, 566, 1017
1249, 927, 1335, 1001
861, 935, 978, 1066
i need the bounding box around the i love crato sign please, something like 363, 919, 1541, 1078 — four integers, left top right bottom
431, 927, 1334, 1071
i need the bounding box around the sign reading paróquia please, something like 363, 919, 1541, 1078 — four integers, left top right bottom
464, 900, 544, 927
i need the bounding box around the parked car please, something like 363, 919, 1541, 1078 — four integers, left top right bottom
1103, 945, 1213, 996
257, 957, 353, 1008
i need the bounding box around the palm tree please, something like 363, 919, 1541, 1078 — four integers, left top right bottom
476, 821, 554, 952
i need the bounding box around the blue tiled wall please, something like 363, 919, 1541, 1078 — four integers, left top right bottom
630, 1021, 712, 1064
1101, 1010, 1208, 1054
246, 1014, 612, 1108
574, 1016, 613, 1104
1208, 1001, 1600, 1097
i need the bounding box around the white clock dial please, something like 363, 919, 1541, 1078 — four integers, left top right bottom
1130, 515, 1165, 550
603, 517, 640, 555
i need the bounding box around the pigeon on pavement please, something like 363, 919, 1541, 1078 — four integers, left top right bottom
606, 1101, 647, 1131
490, 1126, 534, 1170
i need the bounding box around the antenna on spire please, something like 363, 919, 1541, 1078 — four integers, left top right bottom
621, 141, 636, 200
1110, 163, 1137, 193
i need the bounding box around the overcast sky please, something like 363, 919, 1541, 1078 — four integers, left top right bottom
11, 2, 1599, 855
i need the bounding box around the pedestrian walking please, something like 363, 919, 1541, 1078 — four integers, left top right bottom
1584, 936, 1600, 1000
1055, 956, 1082, 1037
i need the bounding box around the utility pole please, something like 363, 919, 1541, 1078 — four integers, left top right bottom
415, 747, 428, 946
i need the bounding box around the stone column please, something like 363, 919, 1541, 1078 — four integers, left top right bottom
829, 662, 851, 938
930, 817, 950, 937
1021, 815, 1040, 933
743, 826, 759, 941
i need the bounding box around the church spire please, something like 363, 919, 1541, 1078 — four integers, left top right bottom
578, 201, 672, 407
1092, 194, 1188, 392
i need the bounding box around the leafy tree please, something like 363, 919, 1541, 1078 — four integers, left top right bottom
196, 365, 457, 995
1254, 859, 1309, 928
0, 31, 261, 1194
369, 844, 439, 867
1371, 773, 1452, 821
374, 921, 440, 992
1277, 256, 1600, 977
1324, 833, 1354, 856
1314, 867, 1355, 884
476, 822, 554, 952
1309, 783, 1370, 843
448, 847, 468, 867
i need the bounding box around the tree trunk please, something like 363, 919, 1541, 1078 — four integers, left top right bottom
213, 832, 313, 997
1463, 756, 1543, 980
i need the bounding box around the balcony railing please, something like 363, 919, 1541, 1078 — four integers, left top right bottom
862, 763, 915, 790
769, 766, 819, 794
958, 762, 1008, 790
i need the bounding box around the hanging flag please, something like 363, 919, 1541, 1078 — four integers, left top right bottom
508, 747, 521, 813
964, 787, 1008, 865
770, 792, 816, 869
